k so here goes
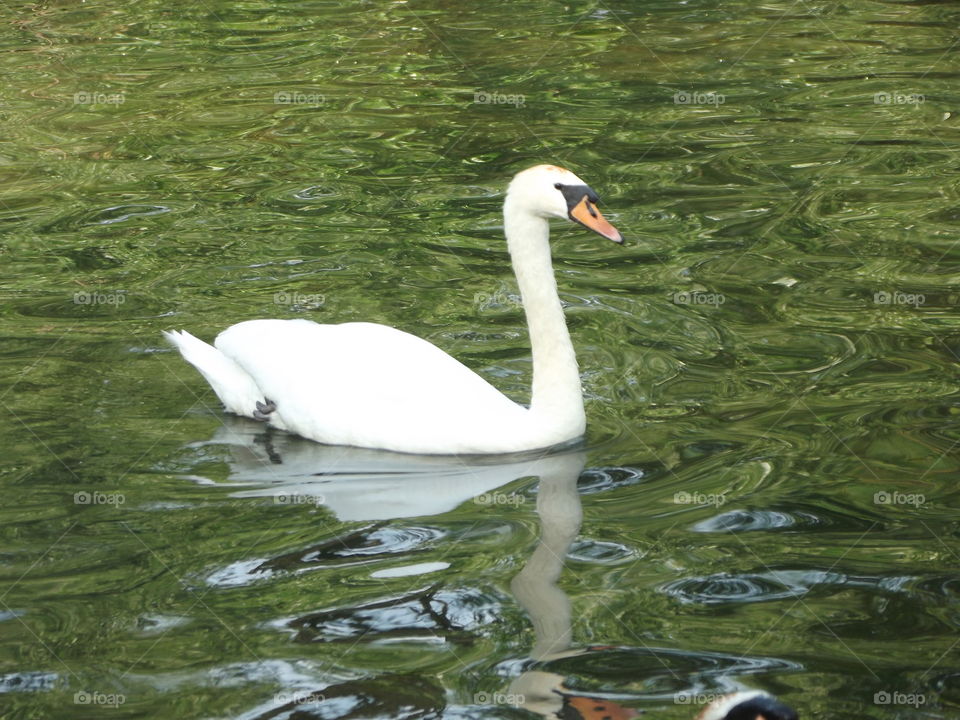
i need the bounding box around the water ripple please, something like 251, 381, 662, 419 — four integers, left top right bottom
285, 586, 502, 643
0, 672, 57, 693
691, 508, 811, 533
663, 571, 835, 605
577, 466, 647, 494
204, 525, 445, 587
87, 204, 172, 225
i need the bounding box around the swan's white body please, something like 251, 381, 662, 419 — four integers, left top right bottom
165, 165, 621, 454
169, 319, 537, 453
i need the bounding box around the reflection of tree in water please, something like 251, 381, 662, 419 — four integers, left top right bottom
287, 583, 490, 645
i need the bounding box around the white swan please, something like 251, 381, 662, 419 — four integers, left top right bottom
164, 164, 622, 454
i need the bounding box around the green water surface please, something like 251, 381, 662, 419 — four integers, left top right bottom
1, 1, 960, 718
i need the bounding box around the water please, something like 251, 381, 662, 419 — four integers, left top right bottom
1, 0, 959, 717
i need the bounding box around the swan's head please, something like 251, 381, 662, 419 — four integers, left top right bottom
696, 691, 798, 720
507, 164, 623, 243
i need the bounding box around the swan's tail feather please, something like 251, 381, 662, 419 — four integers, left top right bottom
163, 330, 265, 418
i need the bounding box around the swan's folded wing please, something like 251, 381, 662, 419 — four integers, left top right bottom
214, 319, 528, 451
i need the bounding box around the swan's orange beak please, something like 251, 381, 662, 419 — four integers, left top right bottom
569, 195, 623, 243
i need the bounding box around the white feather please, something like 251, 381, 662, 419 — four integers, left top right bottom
162, 330, 264, 418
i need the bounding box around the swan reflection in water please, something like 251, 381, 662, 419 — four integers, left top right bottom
195, 418, 575, 521
192, 419, 797, 720
505, 450, 797, 720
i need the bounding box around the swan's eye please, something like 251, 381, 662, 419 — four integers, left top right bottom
554, 183, 563, 190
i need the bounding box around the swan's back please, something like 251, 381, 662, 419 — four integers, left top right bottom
215, 319, 530, 453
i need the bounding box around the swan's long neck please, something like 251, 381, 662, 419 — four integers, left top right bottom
504, 198, 585, 438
